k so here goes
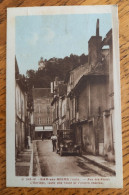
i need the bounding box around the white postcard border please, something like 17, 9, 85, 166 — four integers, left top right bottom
6, 5, 123, 188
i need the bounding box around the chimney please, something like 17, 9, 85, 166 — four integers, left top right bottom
96, 19, 99, 37
88, 19, 102, 67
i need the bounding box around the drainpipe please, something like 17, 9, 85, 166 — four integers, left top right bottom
88, 81, 91, 116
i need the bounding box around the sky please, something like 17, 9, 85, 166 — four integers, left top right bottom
15, 13, 112, 75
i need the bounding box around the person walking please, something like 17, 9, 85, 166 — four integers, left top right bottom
51, 133, 57, 152
42, 133, 44, 141
27, 135, 31, 149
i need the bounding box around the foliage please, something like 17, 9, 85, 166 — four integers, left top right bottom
19, 53, 88, 113
25, 54, 88, 88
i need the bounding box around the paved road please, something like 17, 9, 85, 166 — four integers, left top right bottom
35, 140, 113, 177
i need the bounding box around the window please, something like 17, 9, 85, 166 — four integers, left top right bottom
48, 118, 50, 124
47, 106, 50, 114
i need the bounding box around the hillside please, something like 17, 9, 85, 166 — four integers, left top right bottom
26, 54, 88, 88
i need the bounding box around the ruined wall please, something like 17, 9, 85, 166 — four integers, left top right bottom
90, 76, 108, 116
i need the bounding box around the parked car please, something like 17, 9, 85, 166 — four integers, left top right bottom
56, 129, 82, 156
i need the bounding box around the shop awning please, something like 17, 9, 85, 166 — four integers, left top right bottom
44, 126, 53, 130
43, 126, 53, 131
35, 126, 53, 132
35, 126, 43, 132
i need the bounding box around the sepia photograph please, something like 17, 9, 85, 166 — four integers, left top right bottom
6, 6, 123, 188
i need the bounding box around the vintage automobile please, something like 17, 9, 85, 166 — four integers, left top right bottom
56, 129, 82, 156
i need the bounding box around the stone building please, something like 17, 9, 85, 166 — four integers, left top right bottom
32, 88, 53, 139
66, 20, 114, 161
38, 57, 46, 70
67, 69, 109, 155
51, 78, 69, 134
15, 58, 27, 157
101, 29, 115, 161
50, 19, 114, 162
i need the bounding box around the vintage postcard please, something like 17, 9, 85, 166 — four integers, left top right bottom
6, 5, 123, 188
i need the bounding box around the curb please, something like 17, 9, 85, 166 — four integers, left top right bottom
33, 141, 42, 176
82, 155, 116, 175
29, 147, 33, 176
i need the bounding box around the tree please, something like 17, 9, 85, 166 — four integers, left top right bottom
26, 69, 36, 79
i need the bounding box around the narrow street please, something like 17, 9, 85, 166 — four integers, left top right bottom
33, 140, 114, 177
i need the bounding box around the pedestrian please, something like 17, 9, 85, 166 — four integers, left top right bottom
41, 134, 44, 141
27, 135, 31, 149
51, 133, 57, 152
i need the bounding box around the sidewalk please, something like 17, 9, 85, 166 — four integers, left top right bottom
15, 144, 33, 176
82, 154, 116, 175
33, 140, 42, 176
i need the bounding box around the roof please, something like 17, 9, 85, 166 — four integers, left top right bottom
64, 63, 89, 83
67, 73, 108, 97
101, 29, 112, 46
33, 88, 52, 99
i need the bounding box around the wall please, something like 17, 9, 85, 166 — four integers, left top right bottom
15, 82, 26, 122
75, 126, 82, 145
103, 110, 114, 161
90, 76, 108, 116
82, 122, 95, 154
33, 97, 52, 126
67, 64, 89, 95
76, 76, 109, 155
77, 76, 108, 120
102, 33, 114, 161
109, 41, 114, 109
78, 79, 89, 120
15, 82, 26, 155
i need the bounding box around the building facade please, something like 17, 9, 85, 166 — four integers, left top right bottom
38, 57, 46, 70
51, 19, 114, 162
33, 88, 53, 139
101, 29, 115, 161
15, 58, 27, 157
66, 21, 114, 161
51, 78, 70, 134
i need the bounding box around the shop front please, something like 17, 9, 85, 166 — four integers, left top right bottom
35, 125, 53, 140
